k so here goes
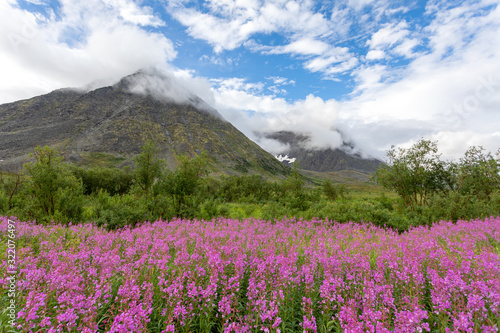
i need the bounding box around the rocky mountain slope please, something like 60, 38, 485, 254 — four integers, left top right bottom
0, 69, 288, 176
266, 131, 383, 174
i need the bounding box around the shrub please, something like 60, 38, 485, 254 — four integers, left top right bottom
72, 166, 133, 196
94, 193, 146, 230
133, 140, 165, 200
22, 146, 84, 224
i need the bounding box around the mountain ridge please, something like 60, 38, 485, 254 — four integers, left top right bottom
0, 70, 288, 177
0, 69, 382, 177
266, 131, 383, 174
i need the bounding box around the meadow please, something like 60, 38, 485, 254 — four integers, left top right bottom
1, 216, 499, 332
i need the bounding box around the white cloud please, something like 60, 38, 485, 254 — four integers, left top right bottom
165, 0, 345, 76
264, 76, 294, 95
211, 77, 344, 153
266, 76, 295, 86
428, 131, 500, 161
102, 0, 165, 27
339, 2, 500, 158
200, 54, 238, 66
366, 49, 386, 60
23, 0, 49, 4
163, 0, 426, 80
168, 0, 331, 54
304, 47, 355, 73
394, 38, 419, 58
0, 0, 175, 104
352, 64, 386, 93
367, 21, 410, 49
204, 1, 500, 160
366, 20, 419, 59
347, 0, 377, 11
212, 77, 265, 94
265, 37, 330, 56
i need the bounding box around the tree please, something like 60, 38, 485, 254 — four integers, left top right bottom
281, 162, 309, 210
22, 146, 83, 221
374, 139, 451, 210
283, 162, 305, 196
72, 166, 133, 196
133, 140, 165, 200
456, 146, 500, 201
323, 180, 345, 201
159, 151, 209, 217
0, 170, 23, 210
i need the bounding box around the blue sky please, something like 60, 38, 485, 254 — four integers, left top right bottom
1, 0, 499, 159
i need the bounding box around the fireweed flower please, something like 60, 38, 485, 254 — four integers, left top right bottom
0, 216, 499, 331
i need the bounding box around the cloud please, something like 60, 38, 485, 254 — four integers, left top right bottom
304, 47, 357, 73
200, 1, 500, 160
428, 131, 500, 161
265, 76, 295, 95
200, 54, 238, 67
367, 21, 410, 49
102, 0, 165, 27
211, 77, 344, 153
163, 0, 454, 82
266, 76, 295, 86
393, 38, 419, 58
0, 0, 175, 104
165, 0, 353, 77
366, 20, 419, 59
351, 64, 386, 93
122, 67, 220, 116
347, 0, 378, 11
340, 1, 500, 158
250, 38, 359, 77
366, 49, 386, 60
167, 0, 331, 53
264, 37, 330, 56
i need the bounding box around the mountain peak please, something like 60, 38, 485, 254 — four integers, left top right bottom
112, 67, 221, 118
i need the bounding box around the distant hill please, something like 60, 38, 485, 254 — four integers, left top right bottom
266, 131, 383, 174
0, 69, 289, 177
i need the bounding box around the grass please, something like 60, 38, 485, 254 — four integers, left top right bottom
79, 152, 128, 168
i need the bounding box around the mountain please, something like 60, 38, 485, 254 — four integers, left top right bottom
0, 69, 288, 176
266, 131, 383, 174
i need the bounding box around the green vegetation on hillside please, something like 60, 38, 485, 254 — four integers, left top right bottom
1, 139, 499, 232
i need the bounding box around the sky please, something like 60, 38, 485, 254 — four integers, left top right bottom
1, 0, 500, 160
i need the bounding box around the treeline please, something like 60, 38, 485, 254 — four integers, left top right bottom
0, 139, 499, 232
0, 142, 336, 228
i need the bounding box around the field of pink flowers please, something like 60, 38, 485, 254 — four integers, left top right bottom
1, 216, 500, 333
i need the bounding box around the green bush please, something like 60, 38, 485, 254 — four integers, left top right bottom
262, 201, 288, 221
0, 190, 8, 214
55, 186, 85, 224
18, 146, 85, 224
133, 140, 165, 200
94, 193, 146, 230
216, 174, 280, 203
155, 152, 208, 218
199, 198, 224, 221
424, 191, 499, 223
145, 195, 176, 222
0, 172, 24, 212
72, 166, 133, 196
